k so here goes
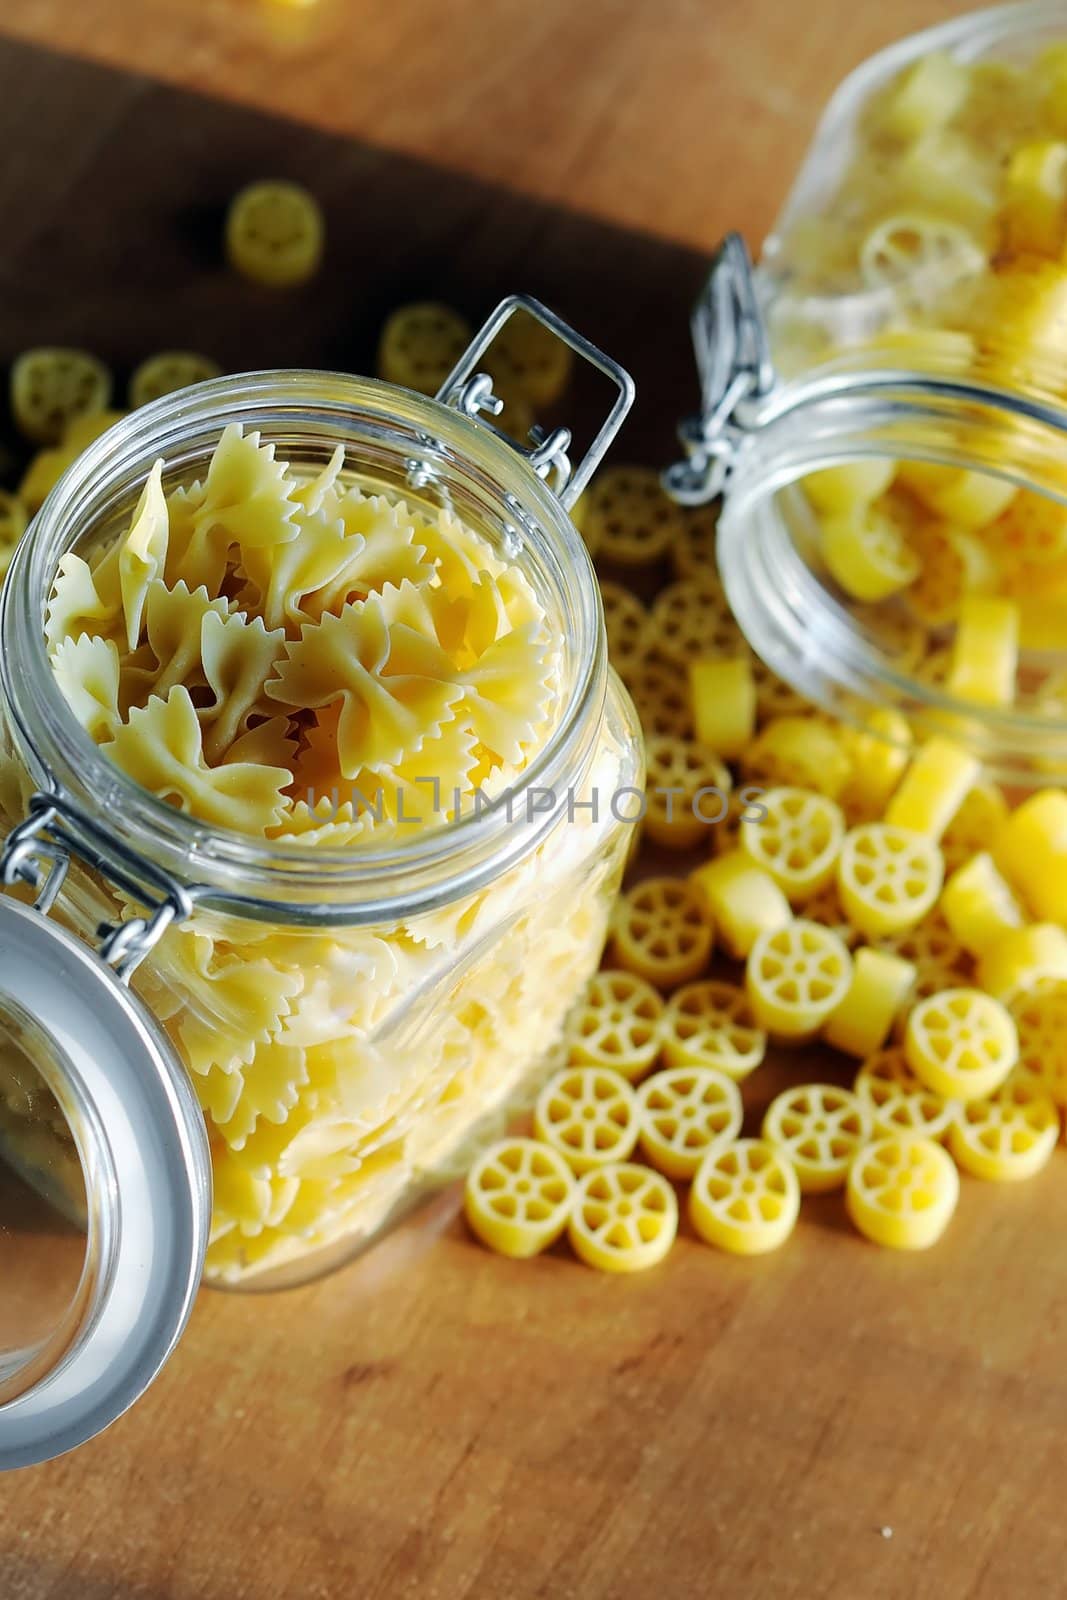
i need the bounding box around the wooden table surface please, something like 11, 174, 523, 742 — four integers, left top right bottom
3, 3, 1064, 1598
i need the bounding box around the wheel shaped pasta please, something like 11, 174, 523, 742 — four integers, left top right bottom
610, 878, 713, 989
225, 180, 324, 288
846, 1136, 959, 1251
378, 303, 473, 396
644, 735, 732, 850
745, 920, 853, 1041
484, 307, 573, 408
761, 1083, 871, 1193
948, 1075, 1060, 1183
1011, 982, 1067, 1107
836, 822, 944, 938
629, 652, 695, 739
533, 1067, 640, 1175
565, 970, 664, 1081
465, 1139, 575, 1258
819, 499, 921, 603
130, 352, 222, 410
579, 466, 683, 566
875, 912, 972, 1001
568, 1163, 678, 1273
599, 580, 651, 686
11, 346, 112, 444
650, 579, 749, 667
659, 979, 767, 1080
904, 987, 1018, 1102
854, 1047, 956, 1143
670, 505, 719, 581
739, 786, 845, 905
689, 1139, 800, 1255
636, 1066, 742, 1180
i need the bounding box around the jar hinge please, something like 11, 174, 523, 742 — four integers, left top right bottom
437, 294, 635, 511
662, 233, 778, 506
0, 791, 200, 982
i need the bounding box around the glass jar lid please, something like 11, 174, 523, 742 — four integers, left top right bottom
0, 891, 209, 1470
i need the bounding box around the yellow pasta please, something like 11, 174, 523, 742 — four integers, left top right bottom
629, 652, 694, 740
377, 303, 472, 396
819, 499, 921, 602
802, 459, 895, 514
19, 448, 70, 515
838, 708, 912, 823
130, 353, 223, 410
117, 461, 169, 649
102, 686, 292, 834
822, 946, 916, 1059
880, 51, 970, 142
894, 131, 998, 233
977, 924, 1067, 1004
742, 714, 852, 800
940, 852, 1026, 958
580, 467, 683, 566
1003, 141, 1067, 256
940, 781, 1010, 876
599, 580, 650, 685
0, 492, 28, 582
651, 579, 748, 667
10, 346, 112, 444
225, 180, 324, 288
50, 635, 121, 742
994, 789, 1067, 925
689, 656, 756, 758
894, 463, 1016, 529
739, 785, 844, 905
993, 492, 1067, 565
858, 214, 985, 301
670, 505, 718, 582
885, 737, 980, 841
690, 851, 792, 962
945, 595, 1019, 708
904, 522, 997, 627
746, 920, 852, 1042
484, 308, 573, 408
836, 822, 944, 938
40, 423, 622, 1282
644, 736, 732, 850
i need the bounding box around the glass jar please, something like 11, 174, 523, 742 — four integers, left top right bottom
667, 1, 1067, 789
0, 298, 641, 1466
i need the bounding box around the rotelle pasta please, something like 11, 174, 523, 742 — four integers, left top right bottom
40, 423, 631, 1282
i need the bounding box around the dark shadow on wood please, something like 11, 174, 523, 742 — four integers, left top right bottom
0, 34, 710, 486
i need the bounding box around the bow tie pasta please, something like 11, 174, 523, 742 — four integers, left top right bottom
41, 424, 630, 1282
47, 424, 566, 841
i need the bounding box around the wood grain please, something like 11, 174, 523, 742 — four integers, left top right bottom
1, 0, 975, 250
0, 6, 1063, 1600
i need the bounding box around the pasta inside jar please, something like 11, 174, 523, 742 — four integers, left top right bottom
0, 373, 641, 1287
676, 10, 1067, 793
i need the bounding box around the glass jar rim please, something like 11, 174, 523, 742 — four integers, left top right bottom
720, 358, 1067, 783
0, 370, 607, 924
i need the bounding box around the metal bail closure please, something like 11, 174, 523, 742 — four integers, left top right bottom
436, 293, 635, 510
662, 233, 777, 506
0, 795, 210, 1469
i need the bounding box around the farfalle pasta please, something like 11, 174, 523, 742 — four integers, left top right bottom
32, 423, 635, 1282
